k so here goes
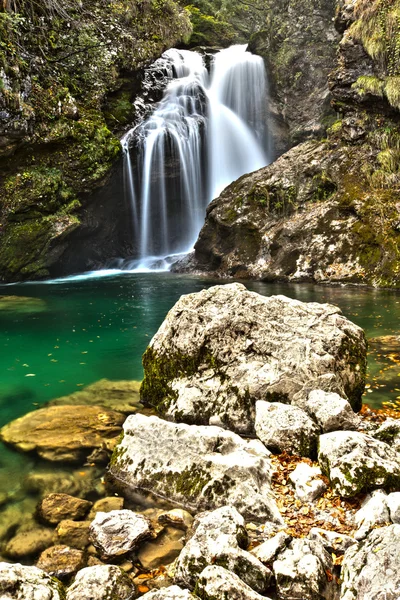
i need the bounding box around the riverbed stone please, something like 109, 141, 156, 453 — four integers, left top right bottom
195, 565, 270, 600
108, 414, 282, 523
158, 509, 193, 531
289, 462, 327, 502
4, 526, 54, 560
250, 531, 291, 565
37, 493, 92, 525
308, 528, 356, 553
174, 506, 272, 594
341, 524, 400, 600
36, 544, 86, 580
66, 565, 136, 600
88, 496, 124, 518
318, 431, 400, 497
0, 562, 65, 599
141, 587, 196, 599
0, 405, 125, 463
49, 379, 141, 414
255, 401, 319, 457
273, 538, 337, 600
90, 510, 152, 557
354, 489, 390, 539
140, 284, 366, 435
294, 389, 359, 432
138, 527, 185, 570
56, 520, 91, 549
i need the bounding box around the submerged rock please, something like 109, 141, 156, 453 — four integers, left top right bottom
90, 510, 152, 558
195, 565, 270, 600
174, 506, 271, 594
138, 527, 185, 570
0, 562, 64, 599
56, 520, 91, 549
255, 401, 319, 457
0, 405, 125, 463
108, 413, 282, 523
36, 544, 86, 580
37, 493, 92, 525
140, 283, 366, 435
341, 524, 400, 600
318, 431, 400, 497
4, 527, 54, 560
49, 379, 141, 414
66, 565, 135, 600
0, 295, 47, 313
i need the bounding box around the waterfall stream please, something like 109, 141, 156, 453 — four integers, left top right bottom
121, 44, 270, 271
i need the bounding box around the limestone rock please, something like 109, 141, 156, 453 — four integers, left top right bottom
354, 490, 390, 540
387, 492, 400, 524
88, 496, 124, 518
373, 419, 400, 453
90, 510, 152, 557
37, 493, 92, 525
158, 509, 193, 531
36, 545, 86, 580
318, 431, 400, 497
289, 463, 327, 502
4, 527, 54, 560
295, 389, 359, 432
250, 531, 291, 565
108, 414, 282, 523
66, 565, 135, 600
341, 524, 400, 600
56, 520, 91, 549
140, 284, 366, 435
141, 587, 196, 599
49, 379, 141, 414
273, 538, 338, 600
308, 528, 356, 553
255, 401, 319, 457
174, 506, 271, 594
0, 405, 125, 463
0, 562, 65, 599
195, 565, 270, 600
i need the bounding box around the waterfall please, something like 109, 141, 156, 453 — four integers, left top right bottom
121, 44, 270, 271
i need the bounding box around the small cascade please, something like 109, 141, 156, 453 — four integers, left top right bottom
121, 44, 270, 271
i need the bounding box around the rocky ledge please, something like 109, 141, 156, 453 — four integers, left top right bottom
1, 283, 400, 599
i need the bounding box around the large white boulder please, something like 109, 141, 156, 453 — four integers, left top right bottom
0, 563, 64, 599
66, 565, 135, 600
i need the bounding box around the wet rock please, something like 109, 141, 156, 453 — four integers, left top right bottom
255, 401, 319, 457
140, 284, 366, 434
289, 463, 327, 502
138, 527, 185, 570
49, 379, 141, 414
88, 496, 124, 518
66, 565, 135, 600
56, 520, 91, 549
24, 468, 101, 498
141, 587, 196, 599
195, 565, 269, 600
90, 510, 152, 558
36, 544, 86, 580
4, 526, 54, 560
273, 538, 338, 600
0, 562, 65, 599
373, 419, 400, 453
174, 506, 271, 594
294, 389, 359, 432
318, 431, 400, 497
341, 524, 400, 600
108, 414, 282, 523
250, 531, 291, 565
387, 492, 400, 524
1, 405, 125, 463
354, 490, 390, 540
308, 528, 356, 554
158, 509, 193, 531
37, 493, 92, 525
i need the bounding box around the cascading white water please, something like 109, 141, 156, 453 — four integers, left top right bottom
122, 44, 270, 271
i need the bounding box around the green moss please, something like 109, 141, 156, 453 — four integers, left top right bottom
184, 4, 235, 47
353, 75, 385, 98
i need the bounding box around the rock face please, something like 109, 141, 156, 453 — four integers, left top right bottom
37, 494, 92, 525
66, 565, 135, 600
341, 524, 400, 600
174, 506, 271, 594
90, 510, 152, 558
0, 563, 64, 599
0, 405, 125, 462
255, 401, 319, 457
108, 413, 281, 523
141, 284, 366, 434
195, 565, 269, 600
318, 431, 400, 497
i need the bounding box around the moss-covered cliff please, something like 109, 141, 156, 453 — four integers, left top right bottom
0, 0, 191, 281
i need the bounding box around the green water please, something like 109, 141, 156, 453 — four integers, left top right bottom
0, 272, 399, 499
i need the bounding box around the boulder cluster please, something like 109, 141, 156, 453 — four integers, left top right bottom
1, 284, 400, 599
